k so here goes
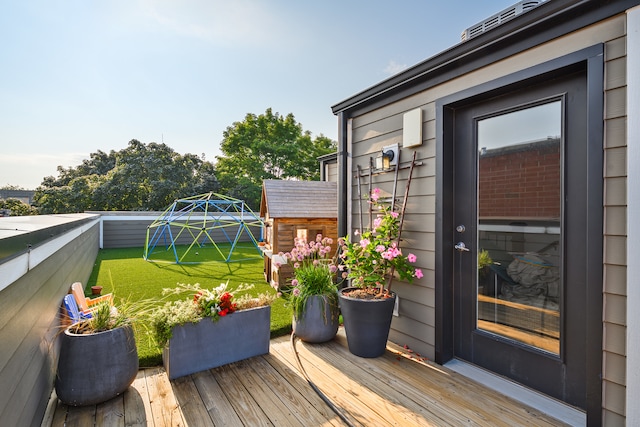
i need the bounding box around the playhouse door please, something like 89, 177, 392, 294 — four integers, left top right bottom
452, 70, 589, 409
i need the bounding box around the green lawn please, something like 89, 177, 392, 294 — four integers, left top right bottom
85, 243, 291, 367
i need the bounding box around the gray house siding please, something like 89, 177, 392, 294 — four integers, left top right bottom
334, 1, 632, 424
0, 215, 99, 426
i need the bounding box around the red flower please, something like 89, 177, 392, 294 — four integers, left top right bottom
194, 290, 203, 303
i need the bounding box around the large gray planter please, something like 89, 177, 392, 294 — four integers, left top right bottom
292, 294, 339, 343
338, 287, 396, 358
56, 324, 138, 406
163, 305, 271, 380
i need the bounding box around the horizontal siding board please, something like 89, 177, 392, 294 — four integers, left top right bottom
605, 116, 626, 148
603, 322, 626, 356
605, 206, 626, 236
604, 176, 627, 206
397, 297, 435, 326
604, 146, 627, 178
603, 380, 626, 415
605, 56, 626, 90
604, 235, 627, 266
0, 220, 98, 427
605, 36, 626, 61
389, 324, 436, 360
603, 294, 626, 326
393, 281, 435, 305
352, 93, 431, 130
352, 115, 403, 143
605, 86, 626, 119
603, 350, 626, 385
604, 264, 626, 296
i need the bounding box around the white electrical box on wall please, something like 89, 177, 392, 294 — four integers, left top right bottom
402, 108, 422, 147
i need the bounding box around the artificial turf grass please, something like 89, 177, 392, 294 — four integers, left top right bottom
85, 244, 291, 367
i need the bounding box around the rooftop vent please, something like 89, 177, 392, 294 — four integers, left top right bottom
461, 0, 545, 41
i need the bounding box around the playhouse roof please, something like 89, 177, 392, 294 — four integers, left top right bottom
260, 180, 337, 219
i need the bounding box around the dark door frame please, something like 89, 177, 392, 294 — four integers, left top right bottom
435, 45, 603, 422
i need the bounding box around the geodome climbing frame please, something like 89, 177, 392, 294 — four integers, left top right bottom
143, 192, 263, 264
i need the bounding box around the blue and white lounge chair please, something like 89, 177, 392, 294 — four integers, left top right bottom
63, 294, 92, 324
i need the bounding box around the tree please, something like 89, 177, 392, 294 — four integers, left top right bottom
215, 108, 336, 209
0, 198, 38, 216
34, 140, 219, 213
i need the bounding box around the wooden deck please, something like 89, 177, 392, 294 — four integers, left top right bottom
43, 329, 569, 426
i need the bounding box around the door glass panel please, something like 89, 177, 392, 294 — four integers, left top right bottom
476, 101, 562, 354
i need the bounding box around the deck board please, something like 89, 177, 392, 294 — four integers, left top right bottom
45, 329, 571, 427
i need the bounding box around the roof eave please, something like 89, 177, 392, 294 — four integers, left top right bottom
331, 0, 631, 115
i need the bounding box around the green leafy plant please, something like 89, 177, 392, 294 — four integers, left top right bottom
339, 188, 423, 295
278, 234, 340, 322
149, 282, 276, 347
67, 295, 155, 335
478, 249, 493, 270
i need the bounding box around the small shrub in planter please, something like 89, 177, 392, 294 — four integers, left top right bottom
149, 282, 276, 379
278, 234, 341, 343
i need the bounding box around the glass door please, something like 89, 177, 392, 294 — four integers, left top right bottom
476, 101, 562, 355
452, 69, 589, 409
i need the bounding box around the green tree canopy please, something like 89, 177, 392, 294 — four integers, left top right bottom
0, 198, 38, 216
34, 140, 219, 213
215, 108, 336, 209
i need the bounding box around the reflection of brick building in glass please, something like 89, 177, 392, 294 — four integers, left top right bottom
479, 137, 560, 220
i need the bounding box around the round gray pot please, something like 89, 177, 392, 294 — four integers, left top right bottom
55, 324, 138, 406
293, 294, 339, 343
338, 287, 396, 358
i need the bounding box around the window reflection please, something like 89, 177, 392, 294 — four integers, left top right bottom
476, 101, 562, 354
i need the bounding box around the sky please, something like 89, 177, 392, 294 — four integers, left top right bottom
0, 0, 521, 189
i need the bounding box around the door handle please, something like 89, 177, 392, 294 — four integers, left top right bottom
455, 242, 470, 252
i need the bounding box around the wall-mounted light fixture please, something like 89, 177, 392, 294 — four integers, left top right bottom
375, 143, 399, 170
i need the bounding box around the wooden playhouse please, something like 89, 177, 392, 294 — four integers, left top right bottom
259, 180, 337, 289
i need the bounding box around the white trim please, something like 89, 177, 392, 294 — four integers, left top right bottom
445, 359, 585, 426
99, 215, 104, 249
0, 218, 99, 292
626, 6, 640, 425
0, 253, 28, 293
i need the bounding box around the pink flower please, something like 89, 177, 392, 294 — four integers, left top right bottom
373, 217, 383, 229
359, 238, 370, 248
407, 253, 417, 263
415, 269, 423, 279
371, 188, 381, 202
375, 245, 386, 253
292, 288, 301, 296
390, 211, 399, 219
291, 279, 299, 287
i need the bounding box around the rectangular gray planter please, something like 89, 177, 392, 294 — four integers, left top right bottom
163, 305, 271, 380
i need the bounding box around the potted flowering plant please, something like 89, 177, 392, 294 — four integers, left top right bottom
279, 234, 340, 343
149, 282, 275, 380
338, 187, 423, 357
